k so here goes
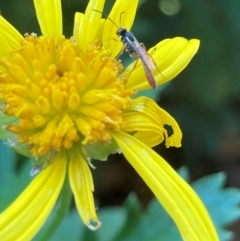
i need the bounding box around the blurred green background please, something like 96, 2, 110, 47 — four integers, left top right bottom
1, 0, 240, 240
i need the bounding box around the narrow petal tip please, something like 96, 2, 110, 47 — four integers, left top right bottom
189, 38, 200, 53
87, 220, 102, 231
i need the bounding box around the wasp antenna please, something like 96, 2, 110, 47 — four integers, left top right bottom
92, 9, 119, 29
119, 12, 126, 27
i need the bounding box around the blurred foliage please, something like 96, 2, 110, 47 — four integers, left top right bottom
0, 142, 32, 211
31, 172, 240, 241
1, 0, 240, 240
1, 144, 240, 241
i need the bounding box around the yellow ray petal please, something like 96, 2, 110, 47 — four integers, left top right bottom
76, 0, 105, 52
125, 38, 200, 90
128, 97, 182, 147
69, 150, 101, 230
101, 0, 138, 58
0, 16, 23, 58
112, 132, 219, 241
0, 153, 66, 241
33, 0, 62, 37
73, 12, 84, 41
122, 111, 164, 147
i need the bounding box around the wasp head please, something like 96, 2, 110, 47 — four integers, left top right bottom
116, 28, 127, 37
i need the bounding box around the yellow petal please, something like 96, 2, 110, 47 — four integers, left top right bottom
112, 132, 219, 241
0, 16, 23, 57
128, 97, 182, 147
101, 0, 138, 58
33, 0, 62, 37
122, 111, 165, 147
73, 12, 84, 41
0, 153, 66, 241
76, 0, 105, 52
69, 150, 101, 230
125, 37, 200, 90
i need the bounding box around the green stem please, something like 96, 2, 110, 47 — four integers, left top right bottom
36, 175, 72, 241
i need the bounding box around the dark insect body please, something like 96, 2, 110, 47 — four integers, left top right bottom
116, 27, 157, 89
93, 10, 160, 89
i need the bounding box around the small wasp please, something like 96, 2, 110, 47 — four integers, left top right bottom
93, 10, 162, 89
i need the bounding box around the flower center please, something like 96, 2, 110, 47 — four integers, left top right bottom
0, 34, 134, 157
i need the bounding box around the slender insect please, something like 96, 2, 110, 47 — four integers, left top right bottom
93, 10, 162, 89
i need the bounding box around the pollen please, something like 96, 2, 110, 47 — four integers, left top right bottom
0, 34, 134, 157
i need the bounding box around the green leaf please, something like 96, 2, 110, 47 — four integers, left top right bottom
0, 112, 33, 158
85, 139, 120, 161
2, 142, 240, 241
41, 210, 83, 241
7, 141, 33, 158
80, 225, 99, 241
97, 207, 126, 241
111, 193, 143, 241
0, 141, 32, 211
0, 111, 17, 140
192, 172, 240, 241
112, 169, 240, 241
48, 205, 127, 241
177, 166, 190, 182
33, 176, 72, 241
120, 198, 181, 241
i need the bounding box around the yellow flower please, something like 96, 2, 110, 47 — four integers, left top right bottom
0, 0, 219, 241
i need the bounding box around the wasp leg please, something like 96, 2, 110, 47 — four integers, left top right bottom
125, 57, 139, 80
140, 42, 166, 79
116, 43, 128, 59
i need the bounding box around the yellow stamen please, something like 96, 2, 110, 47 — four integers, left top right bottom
0, 34, 134, 157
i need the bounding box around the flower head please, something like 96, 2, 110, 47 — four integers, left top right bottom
0, 0, 219, 240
